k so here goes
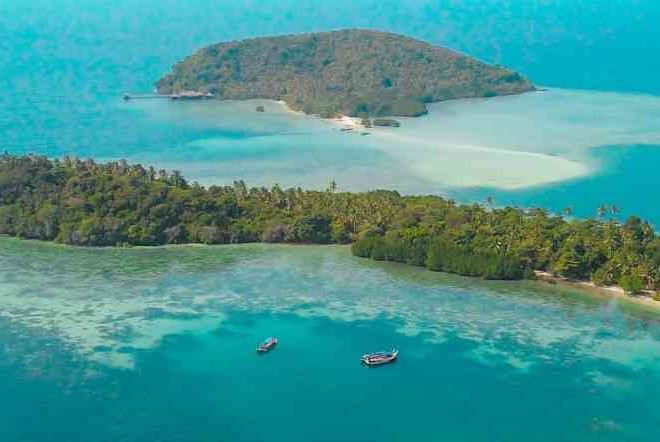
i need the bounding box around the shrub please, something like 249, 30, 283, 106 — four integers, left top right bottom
619, 274, 645, 295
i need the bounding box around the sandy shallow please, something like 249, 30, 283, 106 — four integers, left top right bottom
369, 128, 587, 189
535, 271, 660, 311
124, 88, 660, 193
1, 239, 659, 372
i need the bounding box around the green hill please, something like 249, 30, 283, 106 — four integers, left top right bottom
156, 29, 534, 117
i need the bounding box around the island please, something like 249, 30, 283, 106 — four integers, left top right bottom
156, 29, 534, 118
1, 154, 658, 299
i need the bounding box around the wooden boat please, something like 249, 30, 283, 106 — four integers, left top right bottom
361, 348, 398, 366
256, 337, 278, 353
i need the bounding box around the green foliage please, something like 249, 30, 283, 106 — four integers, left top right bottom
553, 248, 586, 279
349, 199, 658, 285
619, 274, 644, 295
522, 266, 536, 280
590, 259, 621, 287
288, 214, 332, 243
156, 29, 534, 118
425, 238, 524, 279
1, 154, 657, 286
350, 236, 374, 258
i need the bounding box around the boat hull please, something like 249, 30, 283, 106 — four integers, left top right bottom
256, 338, 278, 353
361, 349, 398, 366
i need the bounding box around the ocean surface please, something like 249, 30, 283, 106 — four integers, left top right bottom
3, 1, 660, 223
2, 238, 660, 442
2, 1, 660, 440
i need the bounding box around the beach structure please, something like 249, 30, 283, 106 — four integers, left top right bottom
170, 91, 214, 100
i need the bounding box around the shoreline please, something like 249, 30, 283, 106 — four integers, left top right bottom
274, 100, 365, 130
2, 234, 657, 312
265, 94, 591, 191
534, 270, 660, 310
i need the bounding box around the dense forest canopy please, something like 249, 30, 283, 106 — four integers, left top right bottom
1, 154, 658, 293
156, 29, 534, 117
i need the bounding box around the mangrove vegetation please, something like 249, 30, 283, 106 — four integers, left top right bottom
1, 154, 658, 293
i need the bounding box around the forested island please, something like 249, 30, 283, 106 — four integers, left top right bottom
1, 154, 659, 296
156, 29, 534, 118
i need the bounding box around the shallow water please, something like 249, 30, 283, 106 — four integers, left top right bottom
1, 237, 660, 441
3, 1, 660, 218
2, 2, 660, 440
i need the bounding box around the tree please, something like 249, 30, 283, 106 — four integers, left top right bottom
156, 30, 533, 118
553, 249, 585, 280
172, 170, 185, 188
1, 154, 656, 286
619, 274, 644, 295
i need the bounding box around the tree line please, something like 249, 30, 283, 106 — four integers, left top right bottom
156, 29, 533, 118
1, 154, 658, 295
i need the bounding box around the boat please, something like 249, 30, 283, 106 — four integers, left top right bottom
256, 337, 278, 353
361, 348, 398, 366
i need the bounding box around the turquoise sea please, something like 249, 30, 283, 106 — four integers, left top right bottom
2, 238, 660, 441
2, 1, 660, 440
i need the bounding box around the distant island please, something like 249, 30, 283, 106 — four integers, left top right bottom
1, 154, 658, 300
156, 29, 534, 118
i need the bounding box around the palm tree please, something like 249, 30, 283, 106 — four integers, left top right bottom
564, 206, 573, 217
597, 204, 607, 219
172, 170, 184, 187
329, 179, 337, 193
271, 184, 285, 209
610, 205, 619, 217
486, 196, 494, 206
233, 180, 248, 199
